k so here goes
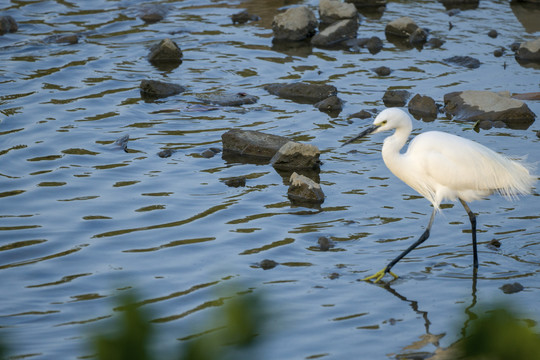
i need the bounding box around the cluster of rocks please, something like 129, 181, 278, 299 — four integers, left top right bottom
377, 87, 536, 128
221, 129, 325, 207
272, 1, 365, 49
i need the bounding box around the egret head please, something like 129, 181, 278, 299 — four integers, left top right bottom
342, 108, 412, 147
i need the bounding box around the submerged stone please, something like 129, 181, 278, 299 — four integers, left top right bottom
265, 82, 338, 103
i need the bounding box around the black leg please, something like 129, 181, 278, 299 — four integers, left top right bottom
459, 198, 478, 269
385, 207, 437, 274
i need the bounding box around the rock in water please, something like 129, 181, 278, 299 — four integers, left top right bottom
148, 38, 183, 64
271, 142, 321, 170
272, 6, 318, 41
287, 172, 325, 205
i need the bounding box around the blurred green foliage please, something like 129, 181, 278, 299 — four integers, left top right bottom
93, 293, 153, 360
462, 307, 540, 360
92, 288, 264, 360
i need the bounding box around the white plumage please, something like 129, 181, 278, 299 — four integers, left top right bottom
343, 107, 535, 282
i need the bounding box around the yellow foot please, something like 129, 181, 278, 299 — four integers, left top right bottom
362, 267, 399, 283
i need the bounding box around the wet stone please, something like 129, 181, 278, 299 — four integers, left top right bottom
487, 29, 498, 38
345, 0, 387, 8
409, 27, 428, 45
311, 18, 359, 47
500, 282, 524, 294
516, 37, 540, 62
328, 272, 340, 279
510, 42, 521, 52
373, 66, 391, 76
259, 259, 278, 270
365, 36, 384, 54
444, 90, 536, 128
319, 0, 358, 24
265, 82, 338, 104
271, 141, 321, 171
443, 55, 481, 69
494, 47, 505, 57
349, 109, 373, 119
148, 38, 183, 64
0, 15, 17, 35
140, 80, 186, 99
385, 16, 418, 38
157, 148, 175, 158
231, 10, 260, 24
383, 89, 410, 107
287, 172, 325, 205
346, 36, 383, 54
201, 148, 221, 158
440, 0, 479, 9
408, 94, 438, 120
488, 239, 501, 249
114, 134, 129, 152
139, 4, 168, 23
272, 6, 317, 42
45, 34, 79, 44
221, 129, 290, 161
317, 236, 334, 251
223, 176, 247, 187
314, 95, 343, 114
197, 92, 258, 106
426, 37, 445, 48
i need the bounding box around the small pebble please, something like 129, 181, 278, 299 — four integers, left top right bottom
510, 42, 520, 52
317, 236, 334, 251
259, 259, 278, 270
493, 48, 504, 57
157, 148, 175, 158
500, 282, 524, 294
487, 29, 498, 38
224, 176, 246, 187
200, 149, 215, 158
328, 272, 340, 280
489, 239, 501, 248
114, 134, 129, 152
349, 110, 373, 119
373, 66, 391, 76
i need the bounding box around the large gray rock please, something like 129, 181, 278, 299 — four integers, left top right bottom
271, 141, 321, 170
272, 6, 318, 41
222, 129, 290, 160
319, 0, 358, 24
265, 82, 338, 103
444, 90, 536, 128
311, 18, 359, 47
287, 172, 325, 205
516, 37, 540, 62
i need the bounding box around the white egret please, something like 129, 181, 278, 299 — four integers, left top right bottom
343, 108, 535, 283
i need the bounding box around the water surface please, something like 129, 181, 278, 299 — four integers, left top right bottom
1, 0, 539, 359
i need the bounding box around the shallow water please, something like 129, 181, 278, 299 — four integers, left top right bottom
1, 0, 539, 359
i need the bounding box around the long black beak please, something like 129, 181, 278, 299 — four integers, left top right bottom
341, 125, 378, 147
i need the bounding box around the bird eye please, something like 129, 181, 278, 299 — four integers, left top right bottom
381, 120, 387, 125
